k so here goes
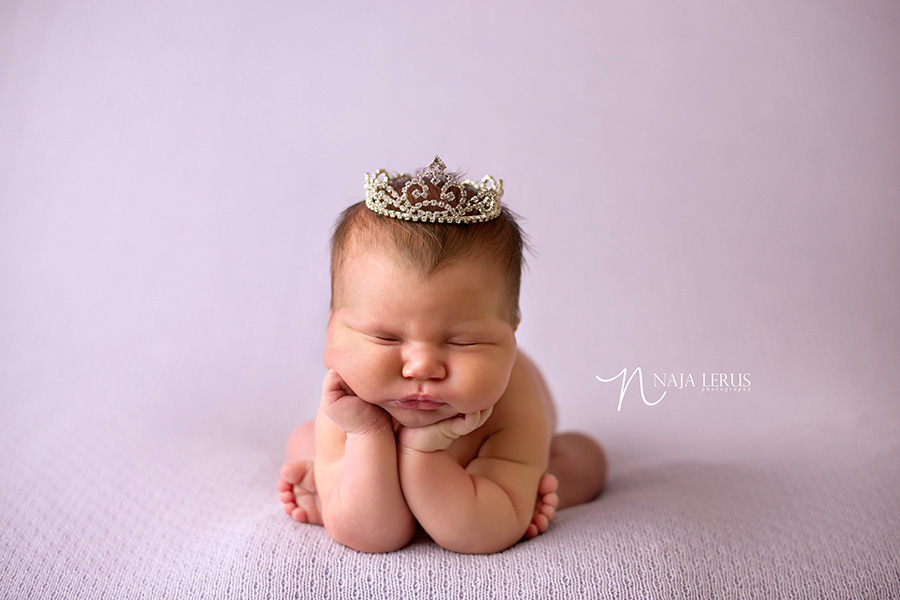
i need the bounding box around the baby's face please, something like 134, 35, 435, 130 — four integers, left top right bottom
325, 244, 518, 428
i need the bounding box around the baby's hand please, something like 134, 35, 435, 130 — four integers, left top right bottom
321, 370, 392, 437
398, 407, 494, 453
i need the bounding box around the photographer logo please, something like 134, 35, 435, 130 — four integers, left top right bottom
595, 368, 751, 412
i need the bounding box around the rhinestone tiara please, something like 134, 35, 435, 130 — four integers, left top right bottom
364, 156, 503, 224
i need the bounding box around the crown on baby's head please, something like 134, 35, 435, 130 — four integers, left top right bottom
364, 156, 503, 224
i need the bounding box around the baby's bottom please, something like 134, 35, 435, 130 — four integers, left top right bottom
521, 351, 607, 510
547, 432, 607, 509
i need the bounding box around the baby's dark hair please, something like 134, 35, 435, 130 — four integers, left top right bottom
330, 198, 528, 324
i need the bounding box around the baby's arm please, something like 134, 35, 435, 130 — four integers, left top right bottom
314, 370, 416, 553
398, 423, 547, 553
397, 380, 550, 553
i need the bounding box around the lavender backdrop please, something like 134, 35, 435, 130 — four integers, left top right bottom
2, 1, 899, 597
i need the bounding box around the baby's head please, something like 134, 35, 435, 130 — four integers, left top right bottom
329, 161, 527, 325
324, 158, 528, 426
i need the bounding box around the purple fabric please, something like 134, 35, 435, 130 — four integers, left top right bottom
2, 1, 899, 597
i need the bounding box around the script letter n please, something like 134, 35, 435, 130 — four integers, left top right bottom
596, 367, 667, 412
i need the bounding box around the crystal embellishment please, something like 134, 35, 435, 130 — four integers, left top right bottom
364, 156, 503, 224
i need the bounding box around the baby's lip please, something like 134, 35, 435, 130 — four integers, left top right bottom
392, 395, 446, 411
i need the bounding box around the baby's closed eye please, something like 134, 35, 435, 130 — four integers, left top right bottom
367, 333, 402, 345
446, 339, 489, 348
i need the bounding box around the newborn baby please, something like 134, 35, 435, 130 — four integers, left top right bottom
278, 157, 606, 554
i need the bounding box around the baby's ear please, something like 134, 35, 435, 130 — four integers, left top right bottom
514, 315, 521, 332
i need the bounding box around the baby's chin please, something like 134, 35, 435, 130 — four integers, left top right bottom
388, 408, 456, 429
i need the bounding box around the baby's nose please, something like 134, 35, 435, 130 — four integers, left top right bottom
401, 345, 446, 380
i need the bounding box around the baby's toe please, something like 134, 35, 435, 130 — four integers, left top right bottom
538, 473, 559, 495
543, 491, 560, 509
539, 503, 556, 520
280, 461, 311, 484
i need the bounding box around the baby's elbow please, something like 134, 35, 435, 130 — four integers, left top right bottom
431, 527, 523, 555
326, 518, 415, 554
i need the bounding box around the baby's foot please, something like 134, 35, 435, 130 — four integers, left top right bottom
277, 460, 323, 525
524, 473, 559, 540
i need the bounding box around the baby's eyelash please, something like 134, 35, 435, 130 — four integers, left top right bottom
363, 333, 485, 347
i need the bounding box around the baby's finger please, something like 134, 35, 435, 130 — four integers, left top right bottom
460, 406, 492, 433
477, 406, 493, 427
450, 406, 493, 437
322, 369, 342, 391
461, 411, 482, 433
321, 370, 350, 405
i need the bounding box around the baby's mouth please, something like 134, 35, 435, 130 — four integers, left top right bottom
391, 395, 445, 411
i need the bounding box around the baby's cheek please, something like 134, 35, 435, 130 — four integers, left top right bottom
335, 348, 392, 400
463, 366, 508, 410
323, 343, 351, 373
489, 358, 515, 397
323, 342, 360, 379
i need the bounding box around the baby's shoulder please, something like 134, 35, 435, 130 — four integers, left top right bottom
478, 350, 554, 454
496, 350, 553, 420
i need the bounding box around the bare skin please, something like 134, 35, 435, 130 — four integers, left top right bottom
277, 426, 562, 540
277, 245, 606, 553
277, 355, 606, 551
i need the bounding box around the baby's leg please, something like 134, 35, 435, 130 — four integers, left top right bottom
548, 432, 607, 509
276, 421, 323, 525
